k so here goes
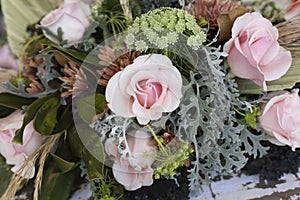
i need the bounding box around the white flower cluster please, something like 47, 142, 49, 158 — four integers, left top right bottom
125, 8, 206, 51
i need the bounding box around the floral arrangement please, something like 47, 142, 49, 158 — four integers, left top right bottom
0, 0, 300, 199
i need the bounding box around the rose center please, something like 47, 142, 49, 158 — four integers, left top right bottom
135, 80, 163, 108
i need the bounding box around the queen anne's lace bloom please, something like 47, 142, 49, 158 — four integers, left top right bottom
125, 8, 206, 51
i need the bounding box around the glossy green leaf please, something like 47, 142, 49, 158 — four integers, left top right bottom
39, 166, 75, 200
0, 105, 15, 118
51, 45, 87, 61
0, 93, 36, 109
237, 57, 300, 94
82, 21, 99, 41
83, 147, 105, 180
80, 125, 105, 180
66, 125, 84, 159
33, 97, 60, 135
76, 93, 107, 124
0, 155, 13, 197
50, 153, 76, 173
13, 93, 57, 144
54, 107, 73, 133
1, 0, 62, 56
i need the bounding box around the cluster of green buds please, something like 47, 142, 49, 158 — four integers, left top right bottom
234, 105, 261, 129
153, 140, 194, 179
125, 7, 206, 51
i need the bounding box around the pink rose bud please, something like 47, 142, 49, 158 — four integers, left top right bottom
224, 12, 292, 91
105, 54, 183, 125
0, 111, 42, 178
259, 89, 300, 150
105, 130, 156, 191
40, 2, 90, 45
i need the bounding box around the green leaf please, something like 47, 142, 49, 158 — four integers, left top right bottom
39, 166, 75, 200
43, 45, 99, 66
48, 45, 87, 61
237, 57, 300, 94
54, 107, 73, 133
80, 125, 105, 180
0, 93, 36, 109
33, 97, 60, 135
83, 147, 105, 180
235, 78, 263, 94
82, 21, 99, 41
66, 125, 84, 159
50, 153, 76, 173
0, 155, 13, 197
0, 105, 15, 118
13, 93, 57, 144
76, 93, 107, 124
1, 0, 62, 56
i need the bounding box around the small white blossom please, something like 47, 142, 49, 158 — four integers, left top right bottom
135, 40, 148, 51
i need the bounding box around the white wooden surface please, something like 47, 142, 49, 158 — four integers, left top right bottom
191, 171, 300, 200
68, 170, 300, 200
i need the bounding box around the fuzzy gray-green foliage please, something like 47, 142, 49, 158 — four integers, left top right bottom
153, 46, 268, 194
185, 47, 268, 194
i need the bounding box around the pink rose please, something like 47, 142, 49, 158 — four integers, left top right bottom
224, 12, 292, 91
105, 54, 182, 125
0, 111, 42, 178
105, 130, 156, 191
40, 2, 90, 45
259, 89, 300, 150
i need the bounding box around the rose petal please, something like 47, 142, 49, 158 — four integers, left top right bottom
236, 32, 257, 66
231, 12, 264, 38
139, 167, 154, 186
226, 43, 265, 86
113, 162, 142, 191
105, 138, 119, 160
249, 33, 275, 63
259, 105, 286, 138
260, 47, 292, 81
63, 3, 89, 27
106, 72, 134, 118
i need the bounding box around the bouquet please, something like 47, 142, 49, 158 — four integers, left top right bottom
0, 0, 300, 199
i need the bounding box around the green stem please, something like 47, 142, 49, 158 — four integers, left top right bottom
233, 107, 245, 117
146, 124, 166, 152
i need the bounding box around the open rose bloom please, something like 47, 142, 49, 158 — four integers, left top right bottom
259, 89, 300, 150
224, 12, 292, 91
105, 54, 182, 125
0, 111, 42, 178
105, 130, 156, 191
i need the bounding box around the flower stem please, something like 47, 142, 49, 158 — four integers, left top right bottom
146, 124, 166, 152
233, 107, 245, 117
